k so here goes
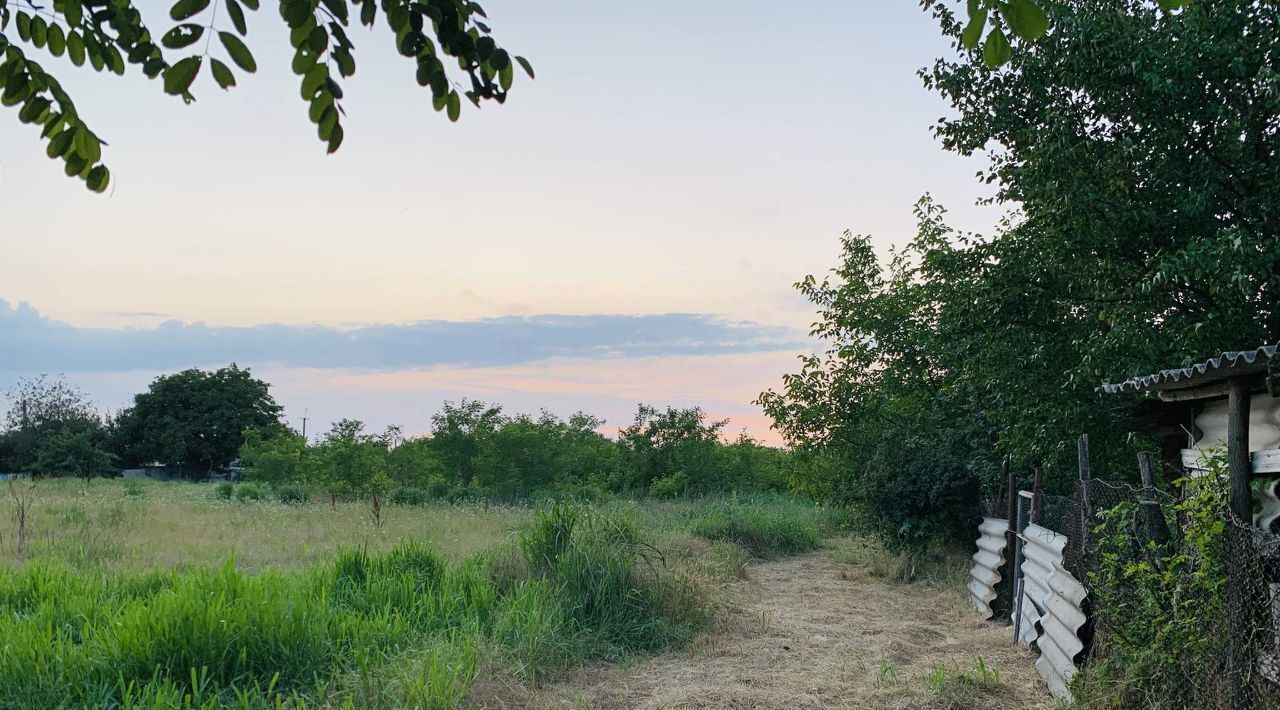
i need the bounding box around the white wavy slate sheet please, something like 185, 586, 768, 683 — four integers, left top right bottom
1019, 523, 1088, 702
968, 517, 1008, 620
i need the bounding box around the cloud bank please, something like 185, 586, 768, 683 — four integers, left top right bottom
0, 300, 803, 373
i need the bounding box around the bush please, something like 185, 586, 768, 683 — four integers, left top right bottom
122, 481, 145, 498
389, 486, 430, 506
233, 482, 268, 502
214, 481, 234, 500
274, 484, 310, 505
691, 504, 820, 557
1071, 452, 1232, 707
648, 471, 686, 499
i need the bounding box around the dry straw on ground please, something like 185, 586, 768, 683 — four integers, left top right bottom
474, 539, 1052, 709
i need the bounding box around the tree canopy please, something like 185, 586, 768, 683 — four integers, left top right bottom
761, 0, 1279, 552
0, 0, 531, 191
113, 363, 282, 474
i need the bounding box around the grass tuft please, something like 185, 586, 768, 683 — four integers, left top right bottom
691, 503, 820, 557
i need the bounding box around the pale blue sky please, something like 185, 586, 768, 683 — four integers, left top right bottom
0, 1, 998, 440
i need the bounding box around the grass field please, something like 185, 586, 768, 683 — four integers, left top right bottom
1, 478, 827, 572
0, 479, 1050, 709
0, 478, 831, 708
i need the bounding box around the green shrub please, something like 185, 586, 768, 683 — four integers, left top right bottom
648, 471, 686, 499
233, 482, 268, 502
274, 484, 310, 505
214, 481, 234, 500
122, 481, 145, 498
690, 504, 820, 557
1071, 451, 1231, 708
389, 486, 430, 506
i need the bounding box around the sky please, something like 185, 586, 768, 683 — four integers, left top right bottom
0, 0, 999, 442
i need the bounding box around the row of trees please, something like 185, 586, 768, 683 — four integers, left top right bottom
240, 400, 790, 502
760, 0, 1279, 552
0, 368, 791, 500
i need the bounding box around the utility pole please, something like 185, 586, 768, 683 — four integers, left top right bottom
301, 409, 309, 441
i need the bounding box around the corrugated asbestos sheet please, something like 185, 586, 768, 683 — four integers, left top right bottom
1019, 524, 1088, 702
969, 517, 1008, 620
1099, 345, 1277, 394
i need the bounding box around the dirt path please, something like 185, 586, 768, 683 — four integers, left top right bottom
476, 542, 1054, 709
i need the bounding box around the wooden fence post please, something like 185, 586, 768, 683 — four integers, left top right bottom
1227, 376, 1253, 710
1136, 452, 1171, 545
1030, 466, 1044, 525
994, 457, 1016, 620
1078, 435, 1091, 553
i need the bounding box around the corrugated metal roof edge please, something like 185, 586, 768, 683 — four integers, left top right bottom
1099, 344, 1278, 395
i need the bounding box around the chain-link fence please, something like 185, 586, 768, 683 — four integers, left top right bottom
1007, 474, 1280, 708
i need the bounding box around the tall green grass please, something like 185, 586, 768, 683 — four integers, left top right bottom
0, 503, 732, 708
690, 501, 822, 557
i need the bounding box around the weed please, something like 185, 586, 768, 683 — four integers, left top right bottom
877, 656, 899, 686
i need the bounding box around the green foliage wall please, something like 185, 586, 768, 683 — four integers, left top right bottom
238, 400, 794, 503
762, 0, 1280, 552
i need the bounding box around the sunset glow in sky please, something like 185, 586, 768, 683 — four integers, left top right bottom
1, 1, 999, 442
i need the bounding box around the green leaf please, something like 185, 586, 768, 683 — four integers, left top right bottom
307, 25, 328, 53
67, 31, 85, 66
211, 57, 236, 89
317, 105, 337, 138
15, 12, 30, 41
1002, 0, 1049, 41
162, 55, 202, 95
319, 0, 348, 24
335, 49, 355, 77
73, 126, 101, 163
446, 90, 460, 122
225, 0, 248, 36
31, 17, 47, 48
64, 1, 83, 27
1156, 0, 1191, 9
170, 0, 211, 21
291, 47, 318, 74
47, 129, 74, 159
983, 26, 1011, 68
162, 24, 205, 50
47, 24, 66, 57
240, 0, 259, 10
499, 62, 512, 91
326, 123, 343, 153
515, 55, 534, 79
280, 0, 310, 27
489, 47, 509, 71
961, 7, 988, 50
86, 165, 110, 193
219, 31, 257, 72
301, 64, 326, 99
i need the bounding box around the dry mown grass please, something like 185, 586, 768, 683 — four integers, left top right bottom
479, 538, 1053, 710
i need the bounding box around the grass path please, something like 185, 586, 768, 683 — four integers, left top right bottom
475, 541, 1054, 709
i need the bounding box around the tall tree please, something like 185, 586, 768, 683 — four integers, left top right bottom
114, 363, 282, 475
0, 375, 102, 471
0, 0, 531, 191
763, 0, 1279, 549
